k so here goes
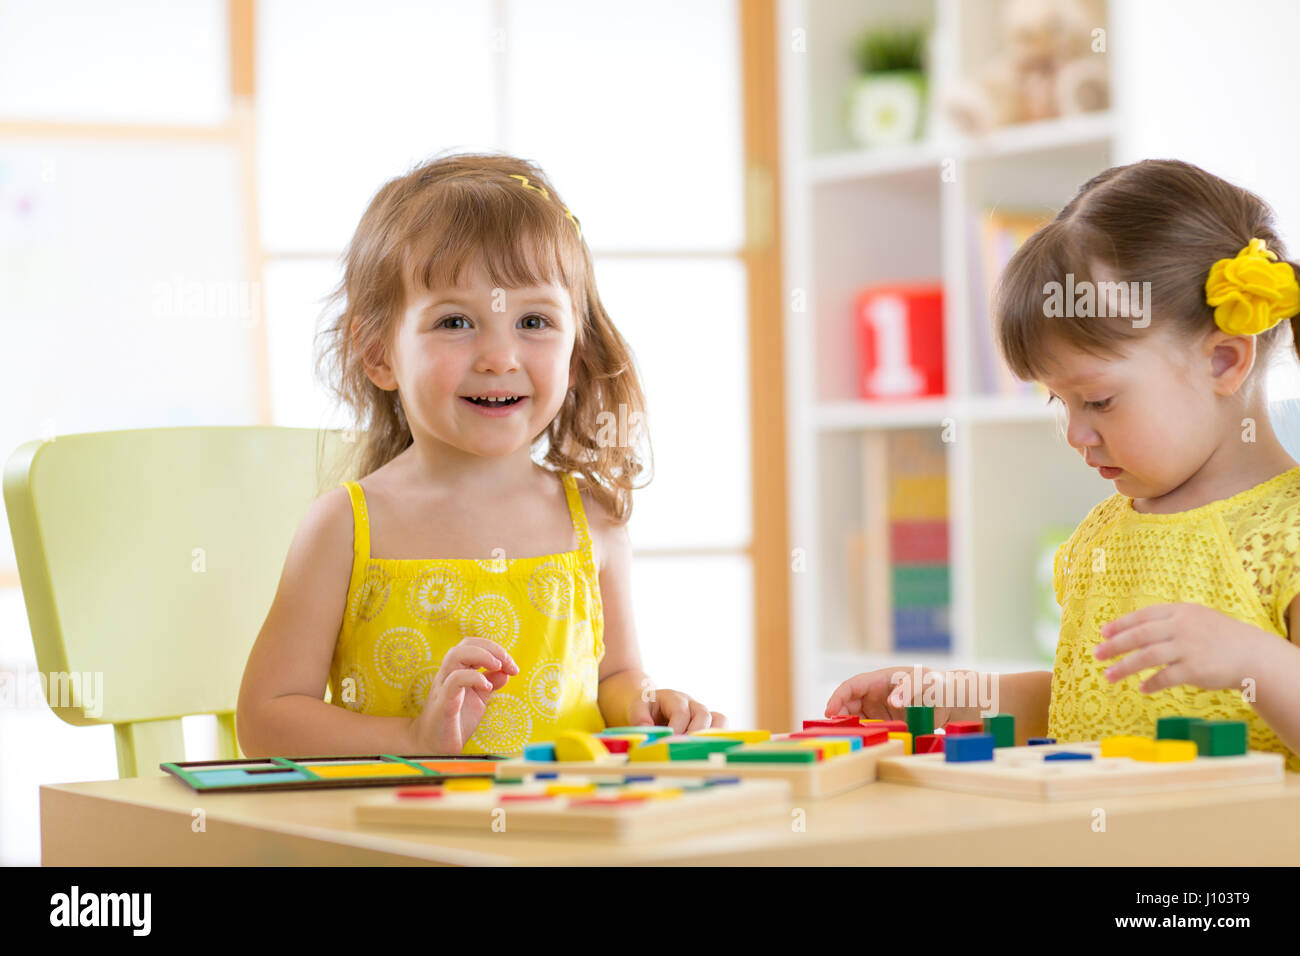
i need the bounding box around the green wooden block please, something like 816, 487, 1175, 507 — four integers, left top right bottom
983, 713, 1015, 748
905, 706, 934, 737
1155, 716, 1203, 741
602, 726, 674, 740
726, 748, 818, 764
1190, 720, 1248, 757
666, 739, 735, 760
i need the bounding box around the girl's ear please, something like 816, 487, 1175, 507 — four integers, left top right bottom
355, 324, 398, 391
1205, 330, 1255, 396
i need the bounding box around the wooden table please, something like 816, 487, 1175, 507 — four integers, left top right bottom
40, 771, 1300, 865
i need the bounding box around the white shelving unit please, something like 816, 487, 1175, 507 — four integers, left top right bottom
780, 0, 1120, 718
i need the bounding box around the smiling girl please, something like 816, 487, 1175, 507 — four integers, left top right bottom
237, 153, 723, 757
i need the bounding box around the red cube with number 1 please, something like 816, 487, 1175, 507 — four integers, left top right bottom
856, 283, 945, 400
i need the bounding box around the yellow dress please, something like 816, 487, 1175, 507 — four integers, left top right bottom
326, 472, 605, 754
1051, 465, 1300, 770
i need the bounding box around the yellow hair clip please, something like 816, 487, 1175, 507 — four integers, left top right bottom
509, 173, 582, 240
1204, 237, 1300, 335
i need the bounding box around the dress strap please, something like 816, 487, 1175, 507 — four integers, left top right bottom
339, 480, 371, 561
560, 473, 593, 553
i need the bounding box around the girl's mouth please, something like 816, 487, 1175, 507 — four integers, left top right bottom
463, 395, 524, 407
460, 395, 528, 416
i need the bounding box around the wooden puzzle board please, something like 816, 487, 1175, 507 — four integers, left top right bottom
161, 754, 503, 792
495, 737, 904, 800
353, 775, 793, 841
877, 741, 1286, 801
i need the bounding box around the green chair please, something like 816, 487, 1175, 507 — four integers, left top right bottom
3, 426, 352, 778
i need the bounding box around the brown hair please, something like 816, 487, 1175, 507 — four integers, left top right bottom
995, 158, 1300, 384
314, 151, 650, 522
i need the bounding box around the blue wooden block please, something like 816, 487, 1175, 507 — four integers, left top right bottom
534, 772, 558, 779
944, 733, 995, 762
704, 777, 742, 786
522, 742, 557, 762
622, 774, 655, 783
1044, 751, 1093, 761
1027, 737, 1057, 746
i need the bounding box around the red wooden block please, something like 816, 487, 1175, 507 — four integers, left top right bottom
861, 720, 909, 733
943, 721, 984, 736
395, 788, 443, 799
499, 794, 556, 802
595, 736, 632, 754
802, 716, 866, 730
914, 734, 945, 754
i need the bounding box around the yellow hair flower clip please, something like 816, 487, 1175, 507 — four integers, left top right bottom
1204, 237, 1300, 335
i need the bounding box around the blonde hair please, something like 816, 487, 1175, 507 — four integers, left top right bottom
314, 151, 650, 522
996, 158, 1300, 382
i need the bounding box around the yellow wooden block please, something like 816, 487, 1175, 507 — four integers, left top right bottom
444, 777, 494, 791
1127, 739, 1160, 762
792, 739, 851, 758
1137, 739, 1197, 762
545, 783, 598, 796
627, 741, 671, 762
624, 787, 682, 801
861, 719, 882, 724
554, 730, 610, 762
690, 729, 771, 743
1100, 735, 1150, 757
888, 731, 913, 756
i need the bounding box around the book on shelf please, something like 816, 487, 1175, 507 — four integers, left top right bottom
855, 429, 952, 654
968, 207, 1052, 397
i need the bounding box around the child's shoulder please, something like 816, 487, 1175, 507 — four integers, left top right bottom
569, 474, 627, 575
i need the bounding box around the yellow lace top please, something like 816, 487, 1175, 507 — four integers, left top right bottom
1051, 465, 1300, 771
326, 471, 605, 754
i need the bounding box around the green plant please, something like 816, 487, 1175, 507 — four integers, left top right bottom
855, 24, 927, 74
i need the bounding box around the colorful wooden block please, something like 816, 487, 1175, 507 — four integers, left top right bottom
1147, 740, 1197, 762
690, 729, 772, 743
803, 716, 865, 729
905, 706, 935, 738
1027, 737, 1056, 746
785, 726, 887, 746
1100, 735, 1151, 758
982, 714, 1015, 748
603, 726, 675, 740
554, 731, 610, 762
598, 732, 649, 750
1190, 720, 1248, 757
790, 737, 852, 758
888, 731, 913, 755
1043, 751, 1093, 761
1155, 716, 1201, 741
914, 734, 944, 754
786, 731, 862, 750
522, 742, 557, 762
944, 733, 995, 763
726, 744, 820, 764
596, 736, 633, 754
943, 721, 984, 736
444, 777, 494, 791
861, 719, 910, 733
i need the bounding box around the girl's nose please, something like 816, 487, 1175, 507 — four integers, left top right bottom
1065, 414, 1100, 452
473, 328, 520, 375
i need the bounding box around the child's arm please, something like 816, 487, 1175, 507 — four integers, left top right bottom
236, 489, 419, 757
1240, 595, 1300, 757
589, 502, 723, 733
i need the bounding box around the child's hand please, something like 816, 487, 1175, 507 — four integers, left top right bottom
825, 666, 961, 729
627, 687, 725, 735
407, 638, 519, 753
1096, 602, 1272, 693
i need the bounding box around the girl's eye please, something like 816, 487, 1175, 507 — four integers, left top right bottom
437, 315, 469, 329
1084, 397, 1112, 411
521, 314, 550, 330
